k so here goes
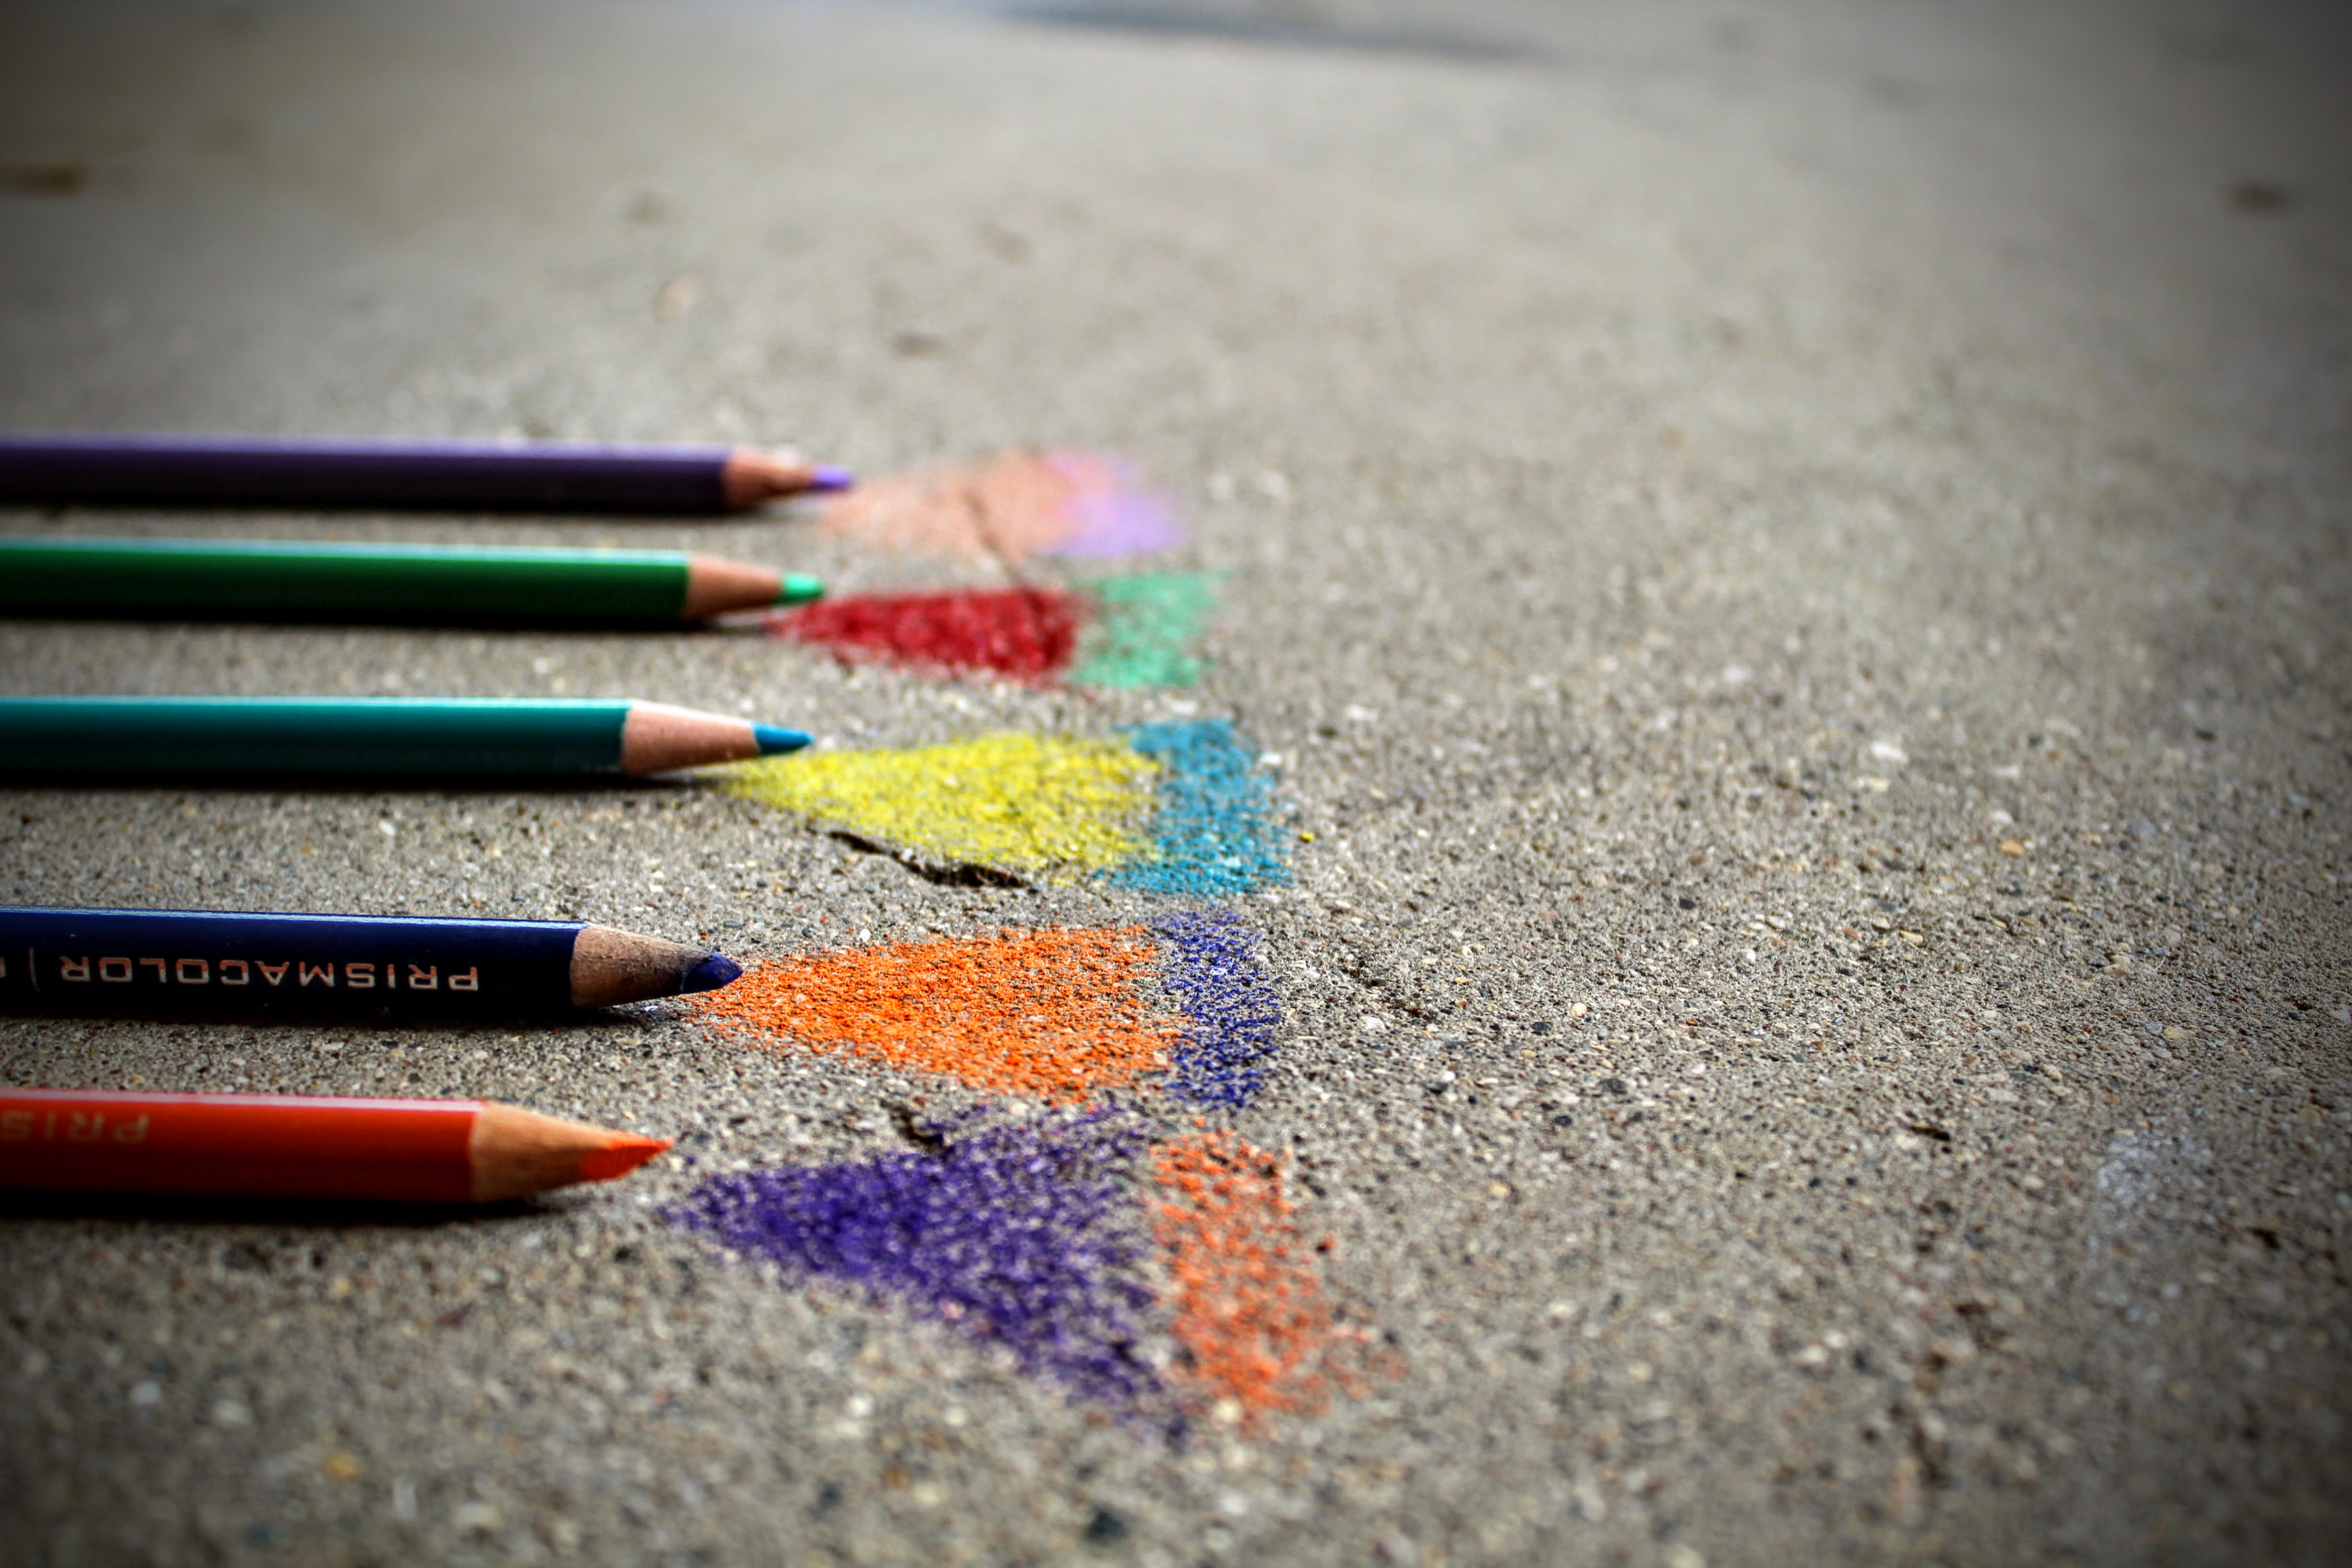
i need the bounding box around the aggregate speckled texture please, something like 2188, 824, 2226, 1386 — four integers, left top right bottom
1, 0, 2348, 1564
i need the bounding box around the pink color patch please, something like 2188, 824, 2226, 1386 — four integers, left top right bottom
770, 587, 1089, 682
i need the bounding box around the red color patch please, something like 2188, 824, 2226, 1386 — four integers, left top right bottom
769, 587, 1088, 683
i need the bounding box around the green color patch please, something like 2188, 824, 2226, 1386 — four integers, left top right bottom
1072, 572, 1218, 690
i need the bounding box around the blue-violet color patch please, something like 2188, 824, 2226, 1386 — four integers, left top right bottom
1154, 910, 1283, 1108
670, 1110, 1163, 1412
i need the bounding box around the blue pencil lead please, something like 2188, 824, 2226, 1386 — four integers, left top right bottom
680, 953, 743, 995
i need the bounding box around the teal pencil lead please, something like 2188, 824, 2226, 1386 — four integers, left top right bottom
753, 724, 812, 755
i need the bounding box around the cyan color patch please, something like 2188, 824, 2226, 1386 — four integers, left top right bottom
1112, 720, 1290, 898
1154, 911, 1282, 1108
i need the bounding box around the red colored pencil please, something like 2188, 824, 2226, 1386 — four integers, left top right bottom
0, 1089, 669, 1202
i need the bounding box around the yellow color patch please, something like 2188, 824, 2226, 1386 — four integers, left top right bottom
717, 731, 1160, 879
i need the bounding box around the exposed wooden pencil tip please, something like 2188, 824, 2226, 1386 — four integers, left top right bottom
614, 705, 765, 778
570, 921, 731, 1005
721, 450, 838, 509
469, 1103, 668, 1201
679, 553, 786, 619
580, 1136, 672, 1183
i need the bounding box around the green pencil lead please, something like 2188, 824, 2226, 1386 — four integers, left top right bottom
775, 573, 827, 608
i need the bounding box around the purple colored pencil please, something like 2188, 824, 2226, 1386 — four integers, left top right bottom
0, 433, 852, 515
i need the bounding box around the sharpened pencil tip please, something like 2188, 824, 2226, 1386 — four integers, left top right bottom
579, 1136, 672, 1182
775, 573, 826, 608
681, 953, 742, 995
809, 464, 855, 492
753, 724, 812, 755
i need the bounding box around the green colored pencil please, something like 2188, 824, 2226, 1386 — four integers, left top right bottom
0, 537, 823, 623
0, 697, 810, 777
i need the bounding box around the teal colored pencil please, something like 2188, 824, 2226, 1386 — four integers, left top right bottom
0, 537, 824, 624
0, 697, 809, 777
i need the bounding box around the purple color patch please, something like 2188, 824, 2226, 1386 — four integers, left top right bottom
1043, 451, 1185, 558
1155, 910, 1283, 1109
669, 1110, 1165, 1413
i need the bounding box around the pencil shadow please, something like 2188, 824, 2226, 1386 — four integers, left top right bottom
1006, 2, 1542, 63
0, 1190, 554, 1228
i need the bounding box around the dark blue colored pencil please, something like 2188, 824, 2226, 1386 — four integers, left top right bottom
0, 908, 741, 1019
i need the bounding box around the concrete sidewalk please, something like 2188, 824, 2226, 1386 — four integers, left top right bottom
0, 1, 2346, 1562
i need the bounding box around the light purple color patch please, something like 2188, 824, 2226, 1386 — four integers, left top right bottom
1042, 451, 1185, 558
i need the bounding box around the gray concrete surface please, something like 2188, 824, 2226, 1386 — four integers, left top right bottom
1, 0, 2348, 1563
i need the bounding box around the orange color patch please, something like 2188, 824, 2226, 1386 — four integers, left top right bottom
692, 929, 1180, 1102
1153, 1131, 1341, 1424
